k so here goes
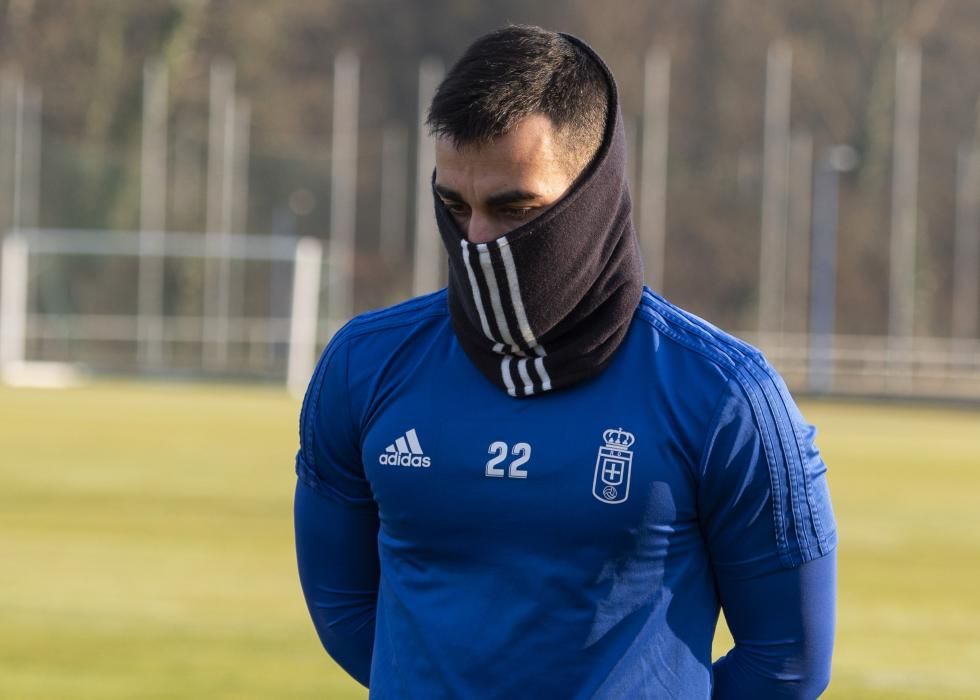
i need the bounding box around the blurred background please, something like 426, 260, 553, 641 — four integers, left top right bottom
0, 1, 978, 699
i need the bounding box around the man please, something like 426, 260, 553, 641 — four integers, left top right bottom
295, 25, 836, 699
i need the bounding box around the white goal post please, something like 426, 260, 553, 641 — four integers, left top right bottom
0, 232, 27, 368
0, 228, 328, 395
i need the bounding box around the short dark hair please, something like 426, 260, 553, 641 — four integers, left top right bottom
427, 25, 609, 176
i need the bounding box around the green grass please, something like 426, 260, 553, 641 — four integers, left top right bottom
1, 383, 978, 698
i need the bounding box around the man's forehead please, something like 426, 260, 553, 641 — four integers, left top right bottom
435, 145, 557, 196
437, 114, 561, 161
435, 138, 544, 174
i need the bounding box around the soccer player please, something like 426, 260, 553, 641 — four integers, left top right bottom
294, 25, 837, 699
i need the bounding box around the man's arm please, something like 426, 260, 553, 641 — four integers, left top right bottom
293, 331, 379, 688
698, 364, 838, 699
712, 551, 836, 698
294, 479, 379, 688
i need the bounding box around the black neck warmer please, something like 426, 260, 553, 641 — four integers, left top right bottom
434, 34, 644, 397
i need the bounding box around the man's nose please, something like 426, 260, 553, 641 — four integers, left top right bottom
466, 215, 501, 245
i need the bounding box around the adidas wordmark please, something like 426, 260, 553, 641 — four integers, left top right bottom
379, 428, 431, 467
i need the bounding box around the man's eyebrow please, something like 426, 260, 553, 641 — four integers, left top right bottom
434, 185, 543, 207
434, 184, 463, 200
485, 189, 541, 207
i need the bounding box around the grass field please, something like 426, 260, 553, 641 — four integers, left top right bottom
1, 382, 978, 699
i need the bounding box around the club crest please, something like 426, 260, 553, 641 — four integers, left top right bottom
592, 427, 635, 504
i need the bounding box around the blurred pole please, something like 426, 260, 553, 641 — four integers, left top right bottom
808, 146, 857, 394
328, 50, 359, 331
140, 59, 168, 232
10, 76, 23, 233
204, 58, 235, 369
12, 83, 41, 233
11, 76, 41, 233
759, 41, 792, 335
171, 114, 203, 355
0, 233, 28, 369
0, 73, 15, 234
220, 96, 236, 237
953, 143, 980, 339
639, 48, 670, 292
172, 115, 202, 230
889, 42, 921, 341
269, 206, 296, 319
808, 158, 839, 394
379, 123, 408, 261
11, 76, 40, 232
287, 237, 323, 398
413, 57, 444, 297
206, 59, 235, 235
231, 98, 251, 236
270, 207, 296, 371
139, 57, 168, 368
213, 93, 237, 365
229, 97, 251, 333
787, 130, 813, 333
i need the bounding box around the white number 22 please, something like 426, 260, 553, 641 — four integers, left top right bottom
485, 441, 531, 479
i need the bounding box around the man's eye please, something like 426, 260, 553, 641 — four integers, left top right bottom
445, 202, 469, 216
503, 208, 533, 220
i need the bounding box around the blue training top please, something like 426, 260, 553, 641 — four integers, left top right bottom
294, 287, 838, 699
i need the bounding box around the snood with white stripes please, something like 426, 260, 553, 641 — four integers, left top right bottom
433, 34, 644, 398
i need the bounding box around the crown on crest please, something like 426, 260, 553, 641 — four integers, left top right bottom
603, 427, 635, 449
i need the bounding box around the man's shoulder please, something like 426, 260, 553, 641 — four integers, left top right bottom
633, 287, 769, 381
331, 288, 450, 348
307, 290, 450, 406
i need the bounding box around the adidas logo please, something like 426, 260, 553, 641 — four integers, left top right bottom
378, 428, 431, 468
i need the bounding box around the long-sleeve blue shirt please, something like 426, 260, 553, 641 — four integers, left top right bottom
295, 288, 837, 698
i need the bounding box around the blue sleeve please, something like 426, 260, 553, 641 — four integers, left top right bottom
295, 480, 378, 688
294, 333, 379, 688
699, 361, 837, 696
712, 552, 836, 698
